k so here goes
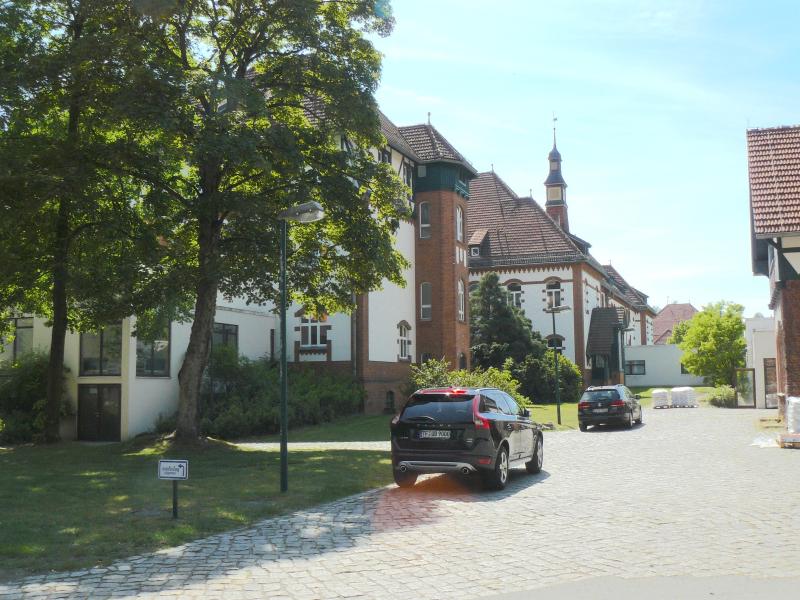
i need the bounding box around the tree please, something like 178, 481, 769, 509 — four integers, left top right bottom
470, 272, 546, 369
0, 1, 164, 441
512, 351, 583, 404
671, 301, 746, 386
121, 1, 408, 439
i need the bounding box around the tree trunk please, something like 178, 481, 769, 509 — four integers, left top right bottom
44, 231, 68, 443
176, 217, 220, 440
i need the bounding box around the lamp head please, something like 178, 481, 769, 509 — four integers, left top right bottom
278, 201, 325, 223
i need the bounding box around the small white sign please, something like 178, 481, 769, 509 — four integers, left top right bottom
158, 459, 188, 480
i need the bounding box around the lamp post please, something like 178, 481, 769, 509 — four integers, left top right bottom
543, 304, 571, 425
277, 201, 325, 493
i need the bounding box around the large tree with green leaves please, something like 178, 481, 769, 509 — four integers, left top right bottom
670, 301, 746, 386
0, 0, 164, 441
122, 0, 408, 439
470, 272, 546, 369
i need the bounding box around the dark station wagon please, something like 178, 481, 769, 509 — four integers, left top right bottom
578, 385, 643, 431
390, 387, 543, 490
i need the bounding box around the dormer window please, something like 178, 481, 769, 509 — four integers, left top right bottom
470, 246, 480, 257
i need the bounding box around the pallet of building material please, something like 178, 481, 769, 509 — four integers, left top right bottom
669, 386, 698, 408
652, 388, 670, 409
778, 432, 800, 449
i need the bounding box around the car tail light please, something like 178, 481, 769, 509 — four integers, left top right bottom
450, 388, 468, 395
478, 457, 492, 465
472, 397, 491, 429
578, 402, 590, 410
610, 400, 625, 407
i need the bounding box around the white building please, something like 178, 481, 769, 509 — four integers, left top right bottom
744, 316, 778, 409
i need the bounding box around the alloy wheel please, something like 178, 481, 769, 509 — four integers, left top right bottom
499, 450, 508, 484
536, 436, 543, 469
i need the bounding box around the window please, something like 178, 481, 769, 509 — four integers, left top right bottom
456, 206, 464, 242
385, 390, 396, 412
402, 161, 413, 188
1, 317, 33, 364
550, 160, 559, 171
547, 187, 562, 201
507, 282, 522, 308
80, 323, 123, 376
547, 335, 565, 355
398, 322, 411, 360
136, 323, 171, 377
470, 246, 480, 257
458, 352, 467, 370
625, 360, 646, 375
213, 322, 239, 351
546, 280, 562, 308
457, 280, 465, 321
300, 316, 327, 348
420, 352, 432, 363
419, 202, 431, 239
380, 147, 392, 163
680, 363, 689, 375
420, 282, 432, 320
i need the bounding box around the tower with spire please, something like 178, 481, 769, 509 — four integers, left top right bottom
544, 122, 569, 232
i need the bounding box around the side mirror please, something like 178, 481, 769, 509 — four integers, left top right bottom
634, 394, 641, 400
522, 408, 531, 417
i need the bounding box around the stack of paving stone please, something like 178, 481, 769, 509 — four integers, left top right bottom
670, 387, 697, 408
788, 397, 800, 434
652, 388, 670, 409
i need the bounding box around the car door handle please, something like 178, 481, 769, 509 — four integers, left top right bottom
505, 424, 513, 431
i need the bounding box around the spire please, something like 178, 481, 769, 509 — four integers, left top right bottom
543, 118, 569, 232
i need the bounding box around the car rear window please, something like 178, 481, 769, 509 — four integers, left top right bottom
581, 389, 620, 402
402, 394, 475, 421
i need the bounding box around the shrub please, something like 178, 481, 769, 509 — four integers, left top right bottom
706, 385, 736, 408
407, 358, 528, 407
512, 350, 583, 404
0, 352, 70, 444
154, 411, 177, 435
198, 350, 364, 439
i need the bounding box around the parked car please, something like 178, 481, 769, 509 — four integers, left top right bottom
578, 385, 643, 431
390, 387, 543, 490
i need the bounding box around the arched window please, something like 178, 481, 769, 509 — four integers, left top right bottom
420, 282, 432, 320
547, 335, 565, 355
419, 202, 431, 239
456, 205, 464, 242
506, 282, 522, 308
546, 280, 562, 308
457, 280, 465, 321
458, 352, 467, 370
397, 321, 412, 360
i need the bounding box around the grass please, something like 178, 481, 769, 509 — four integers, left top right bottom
0, 438, 392, 582
529, 402, 579, 430
252, 413, 393, 443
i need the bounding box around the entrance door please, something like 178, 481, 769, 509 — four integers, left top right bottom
734, 368, 756, 408
764, 358, 778, 409
78, 384, 121, 441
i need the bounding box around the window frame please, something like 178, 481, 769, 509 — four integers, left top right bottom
624, 360, 646, 376
300, 316, 328, 348
136, 323, 171, 378
420, 282, 432, 321
79, 323, 123, 377
506, 282, 523, 308
419, 201, 431, 239
212, 322, 239, 352
456, 205, 464, 242
546, 280, 563, 308
398, 322, 412, 360
457, 279, 465, 322
1, 317, 34, 364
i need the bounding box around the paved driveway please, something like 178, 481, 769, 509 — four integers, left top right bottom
3, 407, 800, 599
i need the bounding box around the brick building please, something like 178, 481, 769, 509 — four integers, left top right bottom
747, 125, 800, 398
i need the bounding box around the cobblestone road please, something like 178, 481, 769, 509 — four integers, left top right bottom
3, 408, 800, 599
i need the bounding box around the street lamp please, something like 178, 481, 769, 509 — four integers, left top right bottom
278, 201, 325, 493
543, 304, 571, 425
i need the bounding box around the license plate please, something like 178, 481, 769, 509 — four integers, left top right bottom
419, 430, 450, 439
593, 408, 608, 413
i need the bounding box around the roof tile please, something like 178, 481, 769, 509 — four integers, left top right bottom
747, 126, 800, 236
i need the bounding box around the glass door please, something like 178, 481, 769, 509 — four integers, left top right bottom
735, 368, 756, 408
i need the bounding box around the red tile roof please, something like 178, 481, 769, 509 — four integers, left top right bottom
653, 303, 697, 344
747, 126, 800, 236
467, 171, 585, 266
603, 264, 650, 310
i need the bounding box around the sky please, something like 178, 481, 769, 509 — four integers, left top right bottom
370, 0, 800, 317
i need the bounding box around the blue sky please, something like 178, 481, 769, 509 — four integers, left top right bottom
371, 0, 800, 316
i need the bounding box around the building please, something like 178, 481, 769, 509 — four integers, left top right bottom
466, 137, 656, 386
747, 124, 800, 399
653, 303, 698, 345
744, 316, 778, 408
623, 344, 705, 388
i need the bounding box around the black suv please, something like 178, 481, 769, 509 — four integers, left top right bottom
390, 387, 543, 490
578, 385, 643, 431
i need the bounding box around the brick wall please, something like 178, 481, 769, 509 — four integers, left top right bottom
777, 280, 800, 396
415, 188, 471, 370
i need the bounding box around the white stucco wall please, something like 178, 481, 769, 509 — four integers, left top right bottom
624, 344, 705, 387
368, 219, 416, 363
744, 317, 776, 408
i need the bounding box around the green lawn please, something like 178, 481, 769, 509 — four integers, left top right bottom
253, 413, 393, 443
530, 402, 580, 430
0, 438, 391, 582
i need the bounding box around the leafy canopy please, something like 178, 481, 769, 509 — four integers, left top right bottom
671, 301, 746, 386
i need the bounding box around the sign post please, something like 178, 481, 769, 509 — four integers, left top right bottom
158, 460, 188, 519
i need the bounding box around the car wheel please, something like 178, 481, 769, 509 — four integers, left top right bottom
393, 469, 417, 488
625, 410, 634, 429
579, 422, 588, 432
525, 434, 543, 474
635, 407, 643, 425
482, 446, 509, 490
